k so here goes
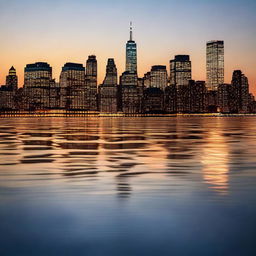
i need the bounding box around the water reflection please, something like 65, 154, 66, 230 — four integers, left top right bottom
1, 117, 256, 196
201, 129, 229, 194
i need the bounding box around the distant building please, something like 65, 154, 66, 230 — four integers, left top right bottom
59, 63, 86, 110
218, 84, 231, 113
120, 71, 142, 114
85, 55, 98, 111
164, 85, 177, 113
206, 90, 218, 112
143, 72, 151, 89
189, 80, 207, 113
231, 70, 249, 113
24, 62, 54, 110
150, 65, 168, 91
170, 55, 192, 113
0, 86, 16, 110
206, 40, 224, 91
143, 87, 164, 113
6, 66, 18, 91
99, 58, 118, 113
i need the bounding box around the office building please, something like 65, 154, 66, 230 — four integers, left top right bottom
85, 55, 98, 111
59, 63, 86, 110
206, 40, 224, 91
126, 22, 137, 74
99, 58, 118, 113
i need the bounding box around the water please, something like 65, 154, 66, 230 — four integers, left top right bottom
0, 117, 256, 256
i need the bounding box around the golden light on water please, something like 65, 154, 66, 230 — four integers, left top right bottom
201, 128, 229, 195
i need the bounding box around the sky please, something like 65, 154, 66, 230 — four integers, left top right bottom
0, 0, 255, 94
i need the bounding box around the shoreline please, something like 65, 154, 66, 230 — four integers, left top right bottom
1, 111, 256, 118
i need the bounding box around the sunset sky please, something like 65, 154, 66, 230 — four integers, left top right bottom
0, 0, 255, 94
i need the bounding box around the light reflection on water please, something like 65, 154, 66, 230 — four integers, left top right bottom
0, 117, 256, 255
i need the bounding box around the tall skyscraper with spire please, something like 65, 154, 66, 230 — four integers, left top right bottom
126, 22, 137, 74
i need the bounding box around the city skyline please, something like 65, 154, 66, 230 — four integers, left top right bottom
0, 0, 255, 94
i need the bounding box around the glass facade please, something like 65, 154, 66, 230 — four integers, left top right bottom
206, 40, 224, 91
126, 24, 137, 74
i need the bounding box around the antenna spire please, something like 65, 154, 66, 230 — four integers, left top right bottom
130, 21, 133, 41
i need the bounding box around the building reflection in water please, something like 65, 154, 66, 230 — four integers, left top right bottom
201, 123, 230, 195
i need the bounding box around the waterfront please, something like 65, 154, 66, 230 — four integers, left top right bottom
0, 117, 256, 255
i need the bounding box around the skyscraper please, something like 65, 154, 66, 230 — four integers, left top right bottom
120, 71, 142, 114
150, 65, 168, 90
206, 40, 224, 91
231, 70, 249, 113
99, 58, 118, 113
6, 66, 18, 91
170, 55, 192, 112
126, 22, 137, 74
24, 62, 54, 109
85, 55, 98, 111
170, 55, 192, 87
59, 63, 86, 110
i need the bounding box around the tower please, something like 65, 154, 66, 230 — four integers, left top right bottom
86, 55, 98, 111
206, 40, 224, 91
126, 22, 137, 74
6, 66, 18, 91
170, 55, 192, 113
99, 58, 118, 113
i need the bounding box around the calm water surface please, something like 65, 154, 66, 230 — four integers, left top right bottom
0, 117, 256, 255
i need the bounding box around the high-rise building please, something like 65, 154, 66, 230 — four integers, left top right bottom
99, 58, 118, 113
120, 71, 142, 114
206, 40, 224, 91
170, 55, 191, 87
218, 83, 231, 113
6, 66, 18, 91
126, 22, 137, 74
170, 55, 192, 112
59, 63, 86, 110
150, 65, 168, 91
85, 55, 98, 111
189, 80, 207, 113
231, 70, 249, 113
24, 62, 54, 110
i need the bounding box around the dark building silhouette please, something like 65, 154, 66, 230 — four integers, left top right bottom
143, 87, 164, 113
218, 83, 231, 113
189, 80, 207, 113
164, 85, 177, 113
231, 70, 249, 113
206, 90, 218, 112
6, 66, 18, 91
99, 58, 118, 113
